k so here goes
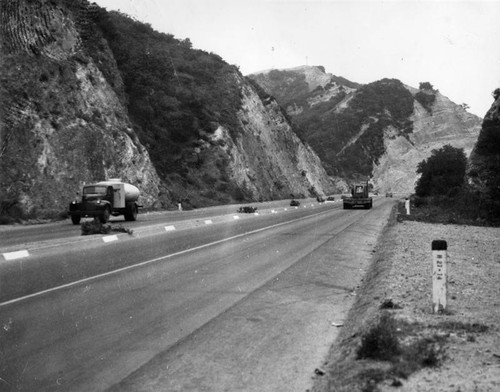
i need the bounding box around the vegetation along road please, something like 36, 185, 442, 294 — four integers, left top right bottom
0, 197, 396, 391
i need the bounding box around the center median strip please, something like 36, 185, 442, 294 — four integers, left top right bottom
1, 202, 336, 261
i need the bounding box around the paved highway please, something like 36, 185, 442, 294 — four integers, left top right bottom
0, 197, 396, 391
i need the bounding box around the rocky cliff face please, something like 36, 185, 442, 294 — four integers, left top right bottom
0, 0, 161, 220
158, 74, 335, 207
0, 1, 334, 221
466, 89, 500, 209
250, 66, 481, 195
225, 76, 334, 199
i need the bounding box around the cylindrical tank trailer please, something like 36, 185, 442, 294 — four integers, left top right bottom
97, 179, 140, 202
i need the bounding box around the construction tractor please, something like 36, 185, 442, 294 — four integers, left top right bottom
343, 182, 373, 209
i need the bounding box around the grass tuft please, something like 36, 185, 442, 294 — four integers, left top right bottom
81, 219, 133, 236
357, 312, 401, 361
356, 312, 447, 388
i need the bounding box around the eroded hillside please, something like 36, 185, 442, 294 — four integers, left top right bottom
250, 67, 481, 195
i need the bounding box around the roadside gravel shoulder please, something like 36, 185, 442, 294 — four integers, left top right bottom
312, 215, 500, 392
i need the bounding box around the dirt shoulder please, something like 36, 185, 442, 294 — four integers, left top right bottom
312, 211, 500, 392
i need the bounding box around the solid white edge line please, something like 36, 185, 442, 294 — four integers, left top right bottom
0, 208, 330, 308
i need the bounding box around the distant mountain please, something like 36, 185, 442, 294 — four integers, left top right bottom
0, 0, 334, 221
249, 66, 481, 194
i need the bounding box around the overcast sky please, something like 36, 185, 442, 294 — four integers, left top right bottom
93, 0, 500, 117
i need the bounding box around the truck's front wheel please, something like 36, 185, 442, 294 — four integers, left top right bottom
71, 215, 81, 225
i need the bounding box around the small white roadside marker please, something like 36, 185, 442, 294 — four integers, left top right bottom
204, 220, 213, 225
254, 212, 259, 216
284, 208, 288, 211
271, 209, 277, 214
233, 215, 240, 220
3, 250, 30, 261
432, 240, 447, 313
164, 225, 176, 231
103, 235, 118, 243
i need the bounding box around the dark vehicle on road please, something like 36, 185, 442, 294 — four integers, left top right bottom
343, 182, 373, 209
69, 179, 140, 224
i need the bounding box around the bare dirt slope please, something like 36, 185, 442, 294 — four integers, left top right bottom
312, 216, 500, 392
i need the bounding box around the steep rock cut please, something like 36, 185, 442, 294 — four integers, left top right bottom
164, 74, 336, 206
0, 0, 160, 219
229, 76, 334, 199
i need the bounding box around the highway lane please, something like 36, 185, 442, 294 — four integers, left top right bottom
0, 201, 340, 303
0, 198, 393, 391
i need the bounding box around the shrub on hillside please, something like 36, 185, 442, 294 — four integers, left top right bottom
415, 91, 436, 112
418, 82, 435, 91
415, 82, 437, 112
415, 145, 467, 198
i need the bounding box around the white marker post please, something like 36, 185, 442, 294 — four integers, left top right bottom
432, 240, 447, 313
405, 198, 410, 215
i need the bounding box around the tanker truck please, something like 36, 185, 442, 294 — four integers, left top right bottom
68, 179, 140, 224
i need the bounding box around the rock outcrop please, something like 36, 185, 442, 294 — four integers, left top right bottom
0, 0, 161, 219
227, 77, 333, 199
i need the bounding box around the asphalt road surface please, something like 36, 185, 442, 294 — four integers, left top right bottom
0, 197, 396, 391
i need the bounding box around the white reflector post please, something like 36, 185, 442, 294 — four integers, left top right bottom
432, 240, 447, 313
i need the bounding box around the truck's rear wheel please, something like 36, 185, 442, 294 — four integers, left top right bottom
71, 215, 81, 225
124, 204, 138, 221
100, 207, 110, 223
